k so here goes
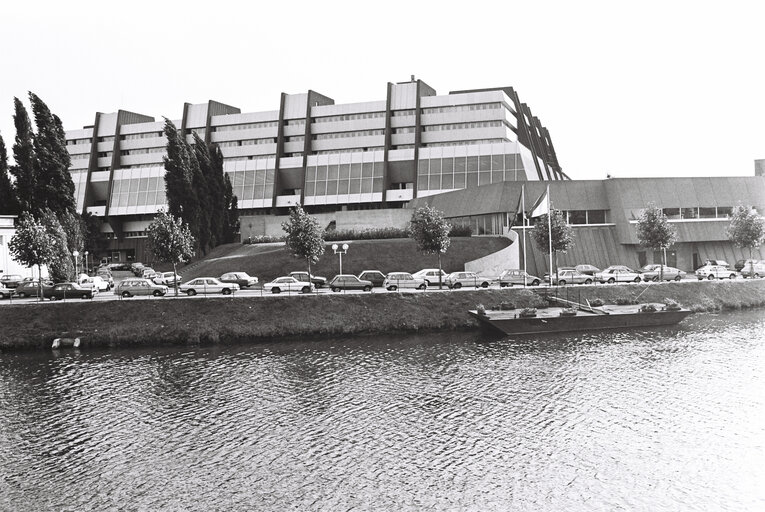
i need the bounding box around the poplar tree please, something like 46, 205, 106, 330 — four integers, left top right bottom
207, 143, 226, 247
282, 205, 325, 279
636, 203, 677, 281
29, 92, 75, 216
222, 174, 239, 243
532, 209, 574, 282
162, 118, 195, 221
191, 133, 212, 253
0, 134, 19, 215
10, 98, 37, 214
408, 205, 451, 289
147, 210, 195, 296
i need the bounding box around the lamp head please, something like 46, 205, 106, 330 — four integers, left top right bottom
342, 243, 349, 251
332, 244, 338, 251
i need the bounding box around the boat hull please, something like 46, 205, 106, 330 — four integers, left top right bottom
469, 309, 693, 335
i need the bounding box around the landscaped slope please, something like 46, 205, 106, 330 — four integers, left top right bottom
180, 237, 511, 282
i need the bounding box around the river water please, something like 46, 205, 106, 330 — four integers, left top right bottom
1, 310, 763, 511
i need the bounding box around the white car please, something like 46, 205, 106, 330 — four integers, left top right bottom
154, 272, 182, 286
383, 272, 427, 291
445, 271, 491, 289
695, 265, 737, 280
0, 284, 15, 300
79, 275, 110, 292
595, 265, 642, 284
179, 277, 240, 296
412, 268, 448, 286
263, 276, 314, 294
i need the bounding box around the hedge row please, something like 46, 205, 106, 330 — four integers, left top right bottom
243, 225, 473, 244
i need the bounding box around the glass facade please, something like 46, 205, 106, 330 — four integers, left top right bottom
109, 172, 166, 214
227, 168, 275, 203
417, 153, 524, 192
304, 161, 384, 198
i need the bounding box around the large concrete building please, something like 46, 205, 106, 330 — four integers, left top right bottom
64, 78, 563, 262
62, 78, 765, 274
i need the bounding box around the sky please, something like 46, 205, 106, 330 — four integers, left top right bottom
1, 0, 763, 181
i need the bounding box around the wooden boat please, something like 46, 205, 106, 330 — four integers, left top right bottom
468, 300, 692, 336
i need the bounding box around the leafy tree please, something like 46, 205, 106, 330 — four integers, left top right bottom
636, 203, 678, 281
10, 97, 36, 214
282, 205, 325, 279
726, 204, 765, 277
146, 210, 195, 296
162, 118, 196, 222
207, 143, 227, 247
39, 209, 74, 282
408, 205, 451, 289
29, 93, 75, 216
222, 174, 239, 243
531, 209, 574, 282
191, 133, 213, 253
82, 211, 109, 256
8, 212, 56, 300
0, 134, 19, 215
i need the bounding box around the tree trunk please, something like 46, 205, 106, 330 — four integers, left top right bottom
660, 247, 665, 282
437, 252, 443, 290
173, 261, 178, 296
307, 258, 312, 292
37, 264, 43, 302
750, 247, 754, 278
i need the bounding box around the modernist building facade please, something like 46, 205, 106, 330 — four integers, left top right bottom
64, 78, 564, 262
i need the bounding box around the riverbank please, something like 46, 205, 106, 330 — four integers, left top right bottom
1, 280, 764, 351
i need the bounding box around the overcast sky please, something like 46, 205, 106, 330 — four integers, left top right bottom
1, 0, 763, 180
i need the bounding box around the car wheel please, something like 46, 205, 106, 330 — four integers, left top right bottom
417, 283, 426, 290
674, 276, 681, 281
153, 290, 163, 297
755, 273, 761, 279
584, 279, 592, 285
388, 285, 397, 291
49, 296, 58, 301
268, 287, 279, 294
0, 293, 5, 300
453, 282, 462, 289
187, 289, 197, 296
121, 291, 131, 298
532, 280, 540, 286
17, 292, 26, 298
729, 274, 736, 280
635, 277, 642, 283
480, 282, 489, 288
222, 288, 232, 295
331, 287, 339, 292
424, 280, 431, 286
363, 286, 371, 292
301, 286, 311, 294
707, 275, 715, 280
558, 280, 567, 286
82, 294, 90, 299
608, 278, 616, 284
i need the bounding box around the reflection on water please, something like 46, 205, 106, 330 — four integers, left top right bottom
1, 310, 764, 511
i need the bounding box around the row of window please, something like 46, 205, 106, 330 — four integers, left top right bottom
313, 129, 385, 140
424, 139, 506, 147
70, 153, 90, 160
98, 136, 115, 143
421, 102, 503, 115
66, 138, 91, 145
305, 177, 384, 196
97, 152, 113, 158
393, 127, 416, 134
562, 210, 608, 225
109, 177, 166, 208
423, 120, 504, 132
227, 169, 276, 202
122, 132, 164, 140
287, 136, 305, 143
218, 138, 276, 147
285, 119, 306, 126
306, 162, 385, 182
314, 147, 383, 155
314, 111, 385, 123
662, 207, 734, 219
391, 110, 416, 117
120, 147, 165, 156
417, 154, 525, 191
213, 121, 278, 132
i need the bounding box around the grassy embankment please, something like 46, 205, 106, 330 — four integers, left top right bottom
1, 280, 764, 351
171, 237, 511, 282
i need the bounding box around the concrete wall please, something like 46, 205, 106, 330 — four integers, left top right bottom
465, 232, 519, 276
240, 208, 412, 238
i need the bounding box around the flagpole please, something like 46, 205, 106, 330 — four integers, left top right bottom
547, 183, 553, 286
522, 185, 527, 287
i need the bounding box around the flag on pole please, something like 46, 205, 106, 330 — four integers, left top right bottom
528, 189, 549, 218
509, 189, 524, 227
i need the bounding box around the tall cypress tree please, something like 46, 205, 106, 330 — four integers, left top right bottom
162, 118, 195, 221
29, 92, 75, 216
208, 142, 227, 247
0, 134, 20, 215
191, 133, 212, 253
10, 98, 37, 214
222, 174, 240, 243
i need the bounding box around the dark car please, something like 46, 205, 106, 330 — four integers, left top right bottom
0, 274, 24, 288
219, 272, 258, 288
14, 280, 54, 298
358, 270, 386, 287
329, 275, 373, 292
289, 271, 327, 288
44, 282, 96, 300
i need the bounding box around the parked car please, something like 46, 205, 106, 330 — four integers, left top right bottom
575, 264, 600, 276
703, 259, 730, 269
383, 272, 427, 291
595, 265, 642, 284
179, 278, 239, 296
358, 270, 386, 287
108, 262, 132, 271
95, 271, 115, 289
412, 268, 449, 286
734, 259, 748, 272
695, 264, 737, 280
739, 260, 765, 278
551, 269, 594, 285
13, 280, 54, 298
289, 271, 327, 288
79, 275, 111, 292
153, 272, 183, 287
131, 263, 145, 276
141, 268, 157, 279
496, 269, 542, 287
0, 274, 24, 288
263, 276, 314, 294
640, 264, 686, 282
219, 272, 258, 288
329, 275, 373, 292
0, 284, 15, 299
44, 282, 96, 300
115, 278, 169, 297
445, 271, 491, 289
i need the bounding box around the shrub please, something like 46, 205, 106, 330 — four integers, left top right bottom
615, 297, 636, 305
324, 227, 409, 241
476, 304, 487, 316
498, 301, 516, 311
243, 235, 285, 244
559, 307, 577, 317
449, 225, 473, 237
590, 298, 605, 307
664, 298, 681, 311
519, 307, 537, 318
639, 304, 657, 313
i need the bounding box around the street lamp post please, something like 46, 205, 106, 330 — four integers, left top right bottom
331, 243, 349, 275
72, 250, 80, 278
84, 251, 89, 275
